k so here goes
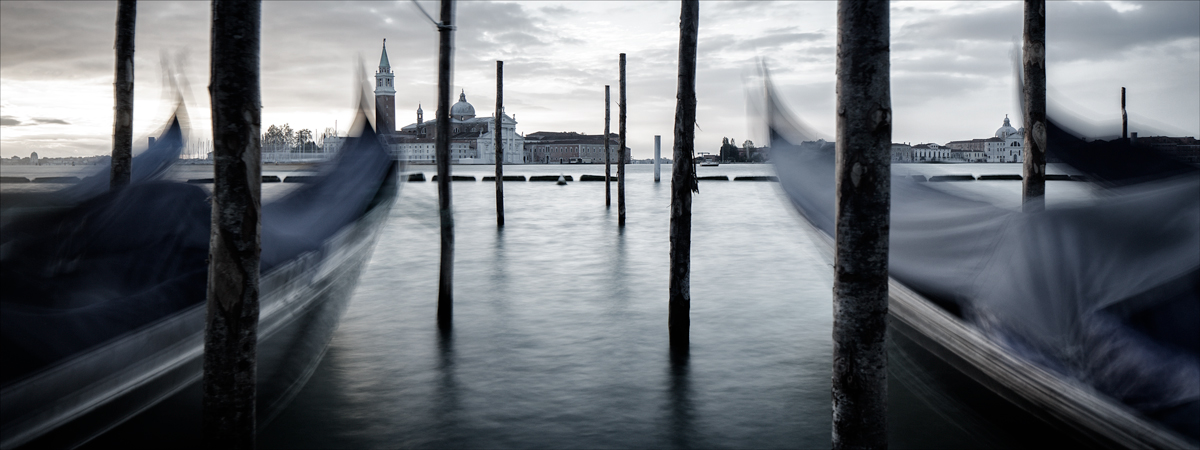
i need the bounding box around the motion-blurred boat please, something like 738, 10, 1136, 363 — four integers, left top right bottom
761, 70, 1198, 448
0, 115, 399, 449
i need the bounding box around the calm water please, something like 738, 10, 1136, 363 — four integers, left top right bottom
4, 162, 1096, 448
255, 163, 1091, 449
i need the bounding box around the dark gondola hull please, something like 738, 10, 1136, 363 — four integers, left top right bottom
0, 163, 398, 449
886, 279, 1195, 449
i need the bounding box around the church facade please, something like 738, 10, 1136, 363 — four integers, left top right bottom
944, 115, 1026, 163
373, 42, 524, 164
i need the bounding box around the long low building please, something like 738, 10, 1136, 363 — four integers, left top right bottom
523, 131, 630, 164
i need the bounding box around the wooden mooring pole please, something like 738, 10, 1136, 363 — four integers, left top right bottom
110, 0, 135, 190
203, 0, 262, 447
1121, 87, 1127, 140
654, 135, 661, 183
495, 60, 504, 227
669, 0, 698, 350
832, 1, 890, 449
618, 54, 627, 227
436, 0, 456, 329
1022, 0, 1046, 213
605, 85, 612, 207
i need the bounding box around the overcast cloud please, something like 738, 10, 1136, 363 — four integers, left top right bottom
1, 1, 1196, 159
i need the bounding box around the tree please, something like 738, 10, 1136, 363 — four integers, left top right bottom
263, 124, 284, 151
296, 128, 312, 145
262, 123, 296, 152
281, 124, 295, 148
719, 137, 740, 162
296, 128, 314, 152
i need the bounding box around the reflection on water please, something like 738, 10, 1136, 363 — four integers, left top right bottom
434, 327, 462, 448
666, 348, 694, 450
50, 163, 1094, 448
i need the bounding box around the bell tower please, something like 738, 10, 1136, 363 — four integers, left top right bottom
374, 39, 396, 136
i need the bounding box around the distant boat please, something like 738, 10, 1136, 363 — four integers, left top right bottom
700, 161, 719, 167
0, 116, 400, 448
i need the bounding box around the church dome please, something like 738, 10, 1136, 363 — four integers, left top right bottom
995, 115, 1018, 138
450, 90, 475, 119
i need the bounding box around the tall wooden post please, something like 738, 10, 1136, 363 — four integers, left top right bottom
654, 135, 661, 182
110, 0, 136, 190
618, 54, 627, 227
495, 60, 504, 227
203, 1, 261, 448
605, 85, 612, 207
436, 0, 456, 329
1121, 87, 1127, 140
669, 1, 698, 350
1022, 0, 1046, 213
833, 1, 890, 449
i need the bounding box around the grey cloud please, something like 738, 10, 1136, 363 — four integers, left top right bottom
0, 116, 69, 126
538, 5, 572, 17
0, 2, 117, 78
457, 2, 546, 47
895, 2, 1200, 63
1046, 1, 1200, 62
896, 4, 1022, 44
892, 46, 1010, 79
892, 73, 989, 104
488, 31, 547, 48
706, 1, 814, 16
738, 32, 824, 50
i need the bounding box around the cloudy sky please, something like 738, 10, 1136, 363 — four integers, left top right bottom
1, 1, 1197, 159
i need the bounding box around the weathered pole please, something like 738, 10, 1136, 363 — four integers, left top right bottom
669, 0, 698, 350
495, 60, 504, 227
605, 85, 612, 207
654, 135, 662, 183
203, 0, 261, 448
436, 0, 456, 329
110, 0, 136, 190
618, 54, 627, 227
832, 1, 891, 449
1022, 0, 1046, 213
1121, 87, 1127, 140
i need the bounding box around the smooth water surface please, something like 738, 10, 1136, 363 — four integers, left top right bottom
4, 162, 1095, 448
253, 163, 1091, 449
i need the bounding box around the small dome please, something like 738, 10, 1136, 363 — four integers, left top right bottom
995, 115, 1018, 138
450, 90, 475, 118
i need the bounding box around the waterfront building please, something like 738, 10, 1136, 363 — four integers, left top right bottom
944, 138, 997, 162
993, 115, 1025, 162
369, 41, 524, 164
1138, 135, 1200, 163
946, 116, 1025, 163
523, 131, 628, 164
322, 134, 346, 155
740, 140, 769, 162
390, 92, 525, 164
891, 143, 912, 162
910, 143, 951, 162
374, 40, 396, 136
